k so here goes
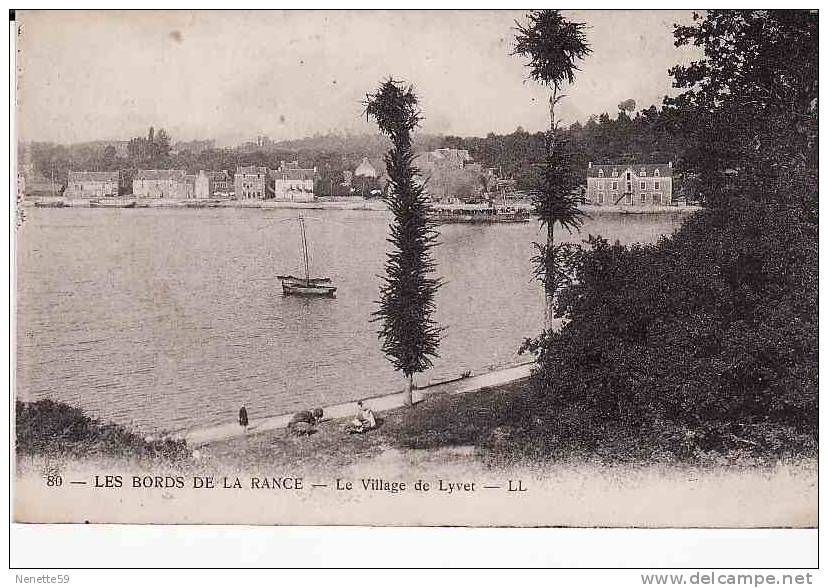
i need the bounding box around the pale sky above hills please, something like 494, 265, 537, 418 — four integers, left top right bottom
16, 10, 701, 146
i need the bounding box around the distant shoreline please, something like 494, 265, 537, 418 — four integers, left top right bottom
21, 197, 390, 212
21, 197, 702, 215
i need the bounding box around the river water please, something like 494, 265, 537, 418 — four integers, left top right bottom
16, 207, 687, 433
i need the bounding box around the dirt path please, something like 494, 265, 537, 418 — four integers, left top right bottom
180, 362, 533, 446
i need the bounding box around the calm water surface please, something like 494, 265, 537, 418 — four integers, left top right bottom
16, 208, 687, 432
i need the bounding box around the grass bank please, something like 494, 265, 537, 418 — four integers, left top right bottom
15, 399, 190, 465
201, 377, 815, 473
16, 374, 815, 473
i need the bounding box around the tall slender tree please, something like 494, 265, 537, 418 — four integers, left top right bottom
365, 79, 441, 406
513, 10, 591, 329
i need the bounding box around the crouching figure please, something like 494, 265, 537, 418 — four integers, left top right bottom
287, 408, 323, 436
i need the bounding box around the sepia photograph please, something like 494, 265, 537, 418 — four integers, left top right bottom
11, 8, 818, 534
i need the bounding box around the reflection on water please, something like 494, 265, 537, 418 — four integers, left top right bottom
16, 207, 687, 432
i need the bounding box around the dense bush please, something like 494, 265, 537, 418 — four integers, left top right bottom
519, 194, 817, 458
515, 10, 818, 461
16, 399, 190, 462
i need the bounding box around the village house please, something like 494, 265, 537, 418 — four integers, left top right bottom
195, 170, 233, 199
585, 162, 673, 206
64, 171, 120, 199
133, 169, 189, 199
269, 161, 316, 202
234, 166, 268, 199
354, 157, 378, 179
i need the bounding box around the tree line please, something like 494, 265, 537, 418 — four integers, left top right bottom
25, 103, 685, 200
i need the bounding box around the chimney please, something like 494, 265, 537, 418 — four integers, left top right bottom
668, 161, 673, 168
588, 161, 593, 169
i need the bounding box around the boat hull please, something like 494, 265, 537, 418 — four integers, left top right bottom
281, 282, 337, 297
90, 201, 137, 208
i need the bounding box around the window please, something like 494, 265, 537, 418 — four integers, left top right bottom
640, 181, 646, 190
654, 181, 660, 190
654, 169, 661, 177
640, 193, 647, 203
598, 169, 604, 178
626, 182, 632, 192
612, 169, 618, 177
625, 193, 632, 205
652, 193, 662, 205
626, 172, 631, 181
640, 169, 646, 177
597, 192, 604, 204
612, 181, 618, 191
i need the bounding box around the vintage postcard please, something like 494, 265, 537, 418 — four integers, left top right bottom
12, 9, 817, 527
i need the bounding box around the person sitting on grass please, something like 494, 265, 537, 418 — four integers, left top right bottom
344, 401, 377, 434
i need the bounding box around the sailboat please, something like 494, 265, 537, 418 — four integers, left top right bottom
277, 214, 337, 297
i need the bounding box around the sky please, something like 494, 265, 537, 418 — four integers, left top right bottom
16, 10, 702, 146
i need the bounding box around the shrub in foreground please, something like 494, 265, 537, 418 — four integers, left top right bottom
16, 399, 190, 462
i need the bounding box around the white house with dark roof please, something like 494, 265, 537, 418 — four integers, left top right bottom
269, 161, 316, 202
133, 169, 189, 199
586, 162, 673, 206
354, 157, 378, 179
65, 171, 120, 199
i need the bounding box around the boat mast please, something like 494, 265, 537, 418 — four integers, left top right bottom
299, 214, 310, 282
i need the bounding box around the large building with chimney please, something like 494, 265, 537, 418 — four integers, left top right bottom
585, 162, 673, 206
269, 161, 316, 202
133, 170, 189, 199
65, 171, 120, 199
234, 166, 268, 199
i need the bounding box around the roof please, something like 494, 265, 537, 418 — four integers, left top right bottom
237, 166, 268, 175
272, 168, 315, 181
417, 148, 472, 168
134, 169, 187, 180
587, 163, 672, 178
68, 171, 118, 182
354, 157, 377, 177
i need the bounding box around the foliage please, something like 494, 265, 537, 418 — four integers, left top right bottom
521, 197, 817, 455
664, 10, 818, 209
519, 9, 818, 459
513, 10, 592, 91
527, 131, 585, 294
127, 126, 172, 165
530, 132, 585, 230
513, 10, 591, 323
16, 399, 190, 462
365, 79, 441, 379
436, 108, 682, 192
617, 98, 636, 113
